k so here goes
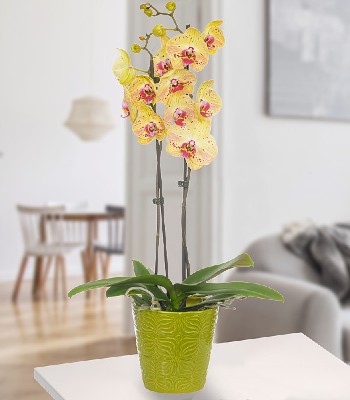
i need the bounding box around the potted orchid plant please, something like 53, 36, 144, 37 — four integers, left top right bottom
69, 1, 284, 395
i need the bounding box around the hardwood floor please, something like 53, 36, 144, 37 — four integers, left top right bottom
0, 278, 137, 400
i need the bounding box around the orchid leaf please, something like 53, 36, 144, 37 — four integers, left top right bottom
132, 294, 152, 308
182, 253, 254, 285
106, 282, 169, 303
183, 294, 240, 311
175, 281, 284, 302
68, 277, 129, 298
105, 275, 175, 302
133, 260, 152, 276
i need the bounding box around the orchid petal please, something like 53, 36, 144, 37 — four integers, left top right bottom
157, 69, 196, 104
166, 27, 210, 72
154, 43, 173, 78
195, 80, 222, 120
132, 105, 165, 144
112, 49, 136, 86
119, 67, 136, 86
202, 20, 225, 55
128, 76, 157, 105
164, 94, 196, 126
166, 119, 217, 170
122, 87, 138, 123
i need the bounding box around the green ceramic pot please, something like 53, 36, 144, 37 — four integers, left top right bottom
133, 306, 218, 394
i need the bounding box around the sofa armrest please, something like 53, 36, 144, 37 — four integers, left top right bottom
215, 271, 343, 359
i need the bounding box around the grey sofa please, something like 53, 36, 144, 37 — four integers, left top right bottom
216, 235, 349, 362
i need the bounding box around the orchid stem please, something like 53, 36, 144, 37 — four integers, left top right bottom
181, 159, 191, 280
141, 33, 154, 59
154, 139, 160, 275
150, 54, 169, 277
148, 4, 184, 33
170, 14, 184, 33
158, 141, 169, 278
181, 23, 191, 281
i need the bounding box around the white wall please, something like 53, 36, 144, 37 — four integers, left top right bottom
221, 0, 350, 260
0, 0, 127, 281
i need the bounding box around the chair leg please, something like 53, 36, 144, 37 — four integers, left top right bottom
12, 255, 29, 302
92, 253, 98, 281
81, 251, 88, 283
97, 252, 104, 278
103, 255, 111, 279
80, 251, 91, 299
39, 256, 53, 295
54, 256, 60, 300
60, 256, 67, 300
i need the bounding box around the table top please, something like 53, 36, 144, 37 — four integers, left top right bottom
34, 333, 350, 400
46, 211, 121, 222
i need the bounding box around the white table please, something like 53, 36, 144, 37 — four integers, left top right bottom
34, 333, 350, 400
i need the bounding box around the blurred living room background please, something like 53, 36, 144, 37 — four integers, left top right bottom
2, 0, 350, 398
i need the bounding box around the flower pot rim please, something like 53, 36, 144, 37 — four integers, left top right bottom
135, 307, 218, 315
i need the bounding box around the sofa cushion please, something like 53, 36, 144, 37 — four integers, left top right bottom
245, 234, 322, 284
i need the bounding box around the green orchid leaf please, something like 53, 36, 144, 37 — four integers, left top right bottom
183, 294, 240, 311
115, 275, 174, 293
105, 275, 175, 302
106, 282, 169, 303
131, 295, 151, 308
175, 281, 285, 302
68, 277, 129, 298
133, 259, 152, 276
182, 253, 254, 285
118, 286, 153, 307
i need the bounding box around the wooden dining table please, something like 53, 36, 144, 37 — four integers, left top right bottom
32, 211, 116, 300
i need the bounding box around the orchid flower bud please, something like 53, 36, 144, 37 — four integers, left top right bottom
152, 24, 167, 37
131, 44, 142, 53
166, 2, 176, 12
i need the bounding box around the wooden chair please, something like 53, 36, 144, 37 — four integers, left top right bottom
12, 205, 85, 302
93, 206, 125, 279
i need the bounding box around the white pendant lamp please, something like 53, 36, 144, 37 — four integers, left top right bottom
64, 0, 114, 141
65, 96, 114, 141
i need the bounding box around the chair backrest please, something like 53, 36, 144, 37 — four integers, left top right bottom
106, 205, 125, 252
17, 204, 66, 251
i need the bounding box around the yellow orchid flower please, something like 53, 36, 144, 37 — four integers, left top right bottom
154, 43, 173, 78
195, 80, 222, 120
202, 20, 225, 55
112, 49, 136, 86
132, 105, 166, 144
166, 27, 210, 72
128, 76, 157, 105
157, 69, 196, 104
166, 119, 218, 170
121, 87, 138, 123
164, 94, 196, 126
161, 34, 170, 47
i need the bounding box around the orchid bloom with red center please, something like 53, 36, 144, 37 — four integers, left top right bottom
112, 49, 136, 86
166, 27, 209, 72
154, 36, 173, 77
128, 76, 157, 105
132, 105, 166, 144
157, 69, 196, 104
164, 94, 196, 127
166, 119, 218, 170
202, 21, 225, 55
195, 80, 222, 121
121, 87, 138, 123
